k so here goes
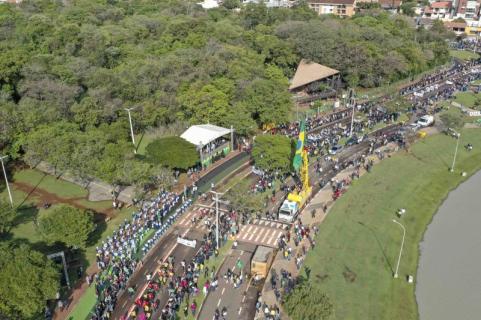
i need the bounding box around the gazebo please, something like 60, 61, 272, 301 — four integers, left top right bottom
289, 59, 341, 95
180, 124, 234, 169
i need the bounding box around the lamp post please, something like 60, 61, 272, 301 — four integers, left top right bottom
450, 132, 461, 172
349, 96, 356, 137
125, 108, 136, 154
210, 191, 225, 250
0, 155, 13, 207
392, 219, 406, 279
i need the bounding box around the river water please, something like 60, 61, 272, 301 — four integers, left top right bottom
416, 170, 481, 320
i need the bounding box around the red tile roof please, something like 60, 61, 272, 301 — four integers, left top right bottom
431, 1, 452, 8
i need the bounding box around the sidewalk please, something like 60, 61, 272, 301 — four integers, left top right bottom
257, 145, 397, 319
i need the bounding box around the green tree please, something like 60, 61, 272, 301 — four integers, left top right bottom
0, 243, 59, 319
252, 135, 292, 173
0, 199, 16, 234
146, 136, 199, 170
225, 179, 265, 216
284, 282, 333, 320
440, 111, 464, 130
222, 0, 240, 9
37, 205, 94, 249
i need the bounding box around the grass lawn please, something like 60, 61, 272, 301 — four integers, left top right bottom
67, 285, 97, 320
449, 49, 480, 61
298, 128, 481, 320
454, 91, 481, 110
471, 79, 481, 85
14, 169, 88, 199
135, 132, 157, 155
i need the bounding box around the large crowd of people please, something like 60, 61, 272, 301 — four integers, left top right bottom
83, 45, 481, 320
90, 191, 193, 320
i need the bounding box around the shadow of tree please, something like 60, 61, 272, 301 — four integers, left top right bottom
12, 205, 39, 226
357, 220, 394, 275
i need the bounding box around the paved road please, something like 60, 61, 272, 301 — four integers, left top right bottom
197, 244, 258, 320
111, 224, 207, 319
236, 219, 288, 248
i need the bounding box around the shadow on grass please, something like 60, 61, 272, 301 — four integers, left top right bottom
135, 132, 145, 154
16, 172, 47, 208
12, 204, 39, 226
357, 221, 394, 275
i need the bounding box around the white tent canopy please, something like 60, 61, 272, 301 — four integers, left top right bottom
180, 124, 232, 147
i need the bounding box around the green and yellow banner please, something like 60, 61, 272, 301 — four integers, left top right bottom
293, 120, 305, 172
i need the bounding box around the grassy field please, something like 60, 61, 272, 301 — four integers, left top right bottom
449, 49, 480, 61
299, 128, 481, 320
454, 91, 481, 110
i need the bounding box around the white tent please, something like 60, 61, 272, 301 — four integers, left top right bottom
180, 124, 232, 147
197, 0, 219, 9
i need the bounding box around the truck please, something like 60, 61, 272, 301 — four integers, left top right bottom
278, 199, 299, 222
278, 120, 312, 222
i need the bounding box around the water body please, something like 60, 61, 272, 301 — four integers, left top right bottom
416, 170, 481, 320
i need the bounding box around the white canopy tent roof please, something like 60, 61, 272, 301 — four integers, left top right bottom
180, 124, 232, 147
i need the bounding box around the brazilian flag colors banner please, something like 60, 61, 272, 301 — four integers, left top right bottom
293, 120, 305, 172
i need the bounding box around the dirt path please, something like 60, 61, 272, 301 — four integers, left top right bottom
13, 181, 116, 218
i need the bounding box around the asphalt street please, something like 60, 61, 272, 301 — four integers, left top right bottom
197, 243, 257, 320
112, 226, 207, 319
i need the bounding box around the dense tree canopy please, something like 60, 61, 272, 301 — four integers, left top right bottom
252, 135, 292, 173
284, 282, 333, 320
37, 205, 94, 249
0, 243, 59, 319
146, 136, 200, 170
0, 0, 450, 184
440, 111, 465, 130
224, 179, 265, 216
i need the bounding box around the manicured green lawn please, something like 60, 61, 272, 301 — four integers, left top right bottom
66, 285, 97, 320
14, 169, 88, 199
449, 49, 480, 61
298, 128, 481, 320
454, 91, 481, 109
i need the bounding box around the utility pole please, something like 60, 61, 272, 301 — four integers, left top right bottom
392, 219, 406, 279
450, 132, 461, 172
210, 191, 225, 250
0, 155, 13, 207
349, 89, 356, 137
125, 108, 136, 154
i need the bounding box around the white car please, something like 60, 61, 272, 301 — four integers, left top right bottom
417, 115, 434, 127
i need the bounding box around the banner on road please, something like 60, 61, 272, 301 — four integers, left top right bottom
177, 236, 197, 248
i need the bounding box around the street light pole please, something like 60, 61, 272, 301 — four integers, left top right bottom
125, 108, 136, 154
210, 190, 225, 250
349, 96, 356, 137
450, 132, 461, 172
392, 219, 406, 279
0, 155, 13, 207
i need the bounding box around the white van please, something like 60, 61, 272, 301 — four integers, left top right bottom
417, 115, 434, 127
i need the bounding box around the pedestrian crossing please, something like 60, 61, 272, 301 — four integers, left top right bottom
251, 218, 290, 229
236, 223, 286, 248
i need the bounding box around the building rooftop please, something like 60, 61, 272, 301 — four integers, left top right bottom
289, 59, 339, 91
308, 0, 355, 5
431, 1, 451, 9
